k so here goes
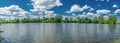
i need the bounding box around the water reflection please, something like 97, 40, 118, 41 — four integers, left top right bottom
0, 33, 2, 43
0, 23, 120, 43
0, 28, 3, 43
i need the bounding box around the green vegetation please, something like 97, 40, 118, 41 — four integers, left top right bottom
0, 15, 118, 24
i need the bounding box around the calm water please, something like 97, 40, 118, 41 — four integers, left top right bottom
0, 23, 120, 43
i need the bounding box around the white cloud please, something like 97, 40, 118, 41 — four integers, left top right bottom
96, 0, 109, 2
44, 11, 56, 18
86, 12, 100, 18
82, 12, 86, 15
29, 15, 39, 18
113, 4, 118, 8
31, 0, 62, 12
0, 0, 115, 20
96, 9, 111, 14
62, 15, 68, 20
103, 16, 109, 20
93, 14, 100, 17
0, 0, 63, 20
114, 9, 120, 14
82, 5, 90, 9
30, 0, 63, 18
78, 14, 87, 18
65, 11, 71, 13
72, 13, 76, 16
66, 4, 92, 13
70, 4, 82, 13
68, 12, 100, 19
89, 8, 94, 11
44, 11, 54, 15
87, 12, 94, 16
0, 5, 31, 20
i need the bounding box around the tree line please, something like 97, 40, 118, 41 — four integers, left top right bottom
0, 15, 117, 24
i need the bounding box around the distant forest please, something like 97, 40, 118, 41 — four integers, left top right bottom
0, 15, 118, 24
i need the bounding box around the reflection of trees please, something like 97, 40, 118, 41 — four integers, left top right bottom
54, 23, 73, 43
0, 24, 3, 43
0, 29, 3, 43
0, 36, 1, 43
0, 34, 2, 43
109, 24, 116, 30
95, 24, 116, 43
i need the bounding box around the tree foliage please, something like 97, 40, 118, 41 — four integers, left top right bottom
0, 15, 117, 24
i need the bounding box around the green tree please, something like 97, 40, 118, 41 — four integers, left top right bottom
107, 15, 116, 24
77, 17, 81, 23
92, 17, 98, 23
98, 16, 104, 24
54, 15, 62, 23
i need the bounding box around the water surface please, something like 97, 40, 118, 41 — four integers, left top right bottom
0, 23, 120, 43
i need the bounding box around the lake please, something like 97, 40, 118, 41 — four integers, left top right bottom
0, 23, 120, 43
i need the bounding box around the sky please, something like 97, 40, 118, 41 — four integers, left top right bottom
0, 0, 120, 20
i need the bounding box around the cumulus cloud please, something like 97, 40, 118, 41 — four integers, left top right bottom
89, 8, 94, 11
0, 5, 31, 20
86, 12, 100, 18
78, 14, 87, 18
0, 5, 30, 16
113, 4, 118, 8
66, 4, 92, 13
65, 11, 71, 13
44, 11, 54, 15
82, 5, 90, 9
70, 4, 82, 13
30, 0, 63, 18
44, 11, 57, 18
30, 0, 62, 13
96, 9, 111, 14
0, 0, 115, 20
87, 12, 94, 16
0, 0, 63, 20
114, 9, 120, 14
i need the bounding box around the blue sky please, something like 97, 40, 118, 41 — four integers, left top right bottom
0, 0, 120, 20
